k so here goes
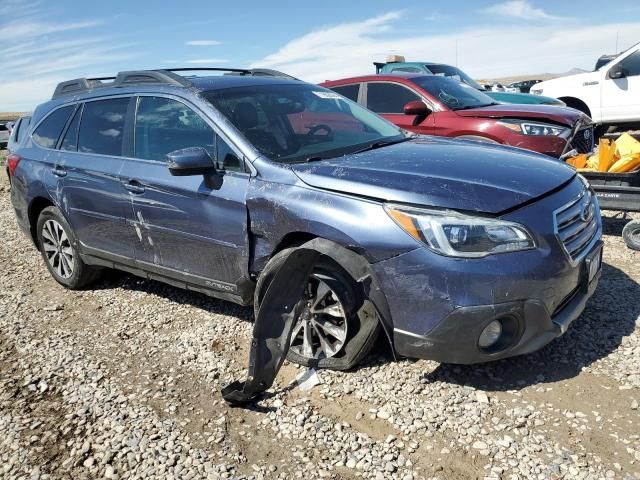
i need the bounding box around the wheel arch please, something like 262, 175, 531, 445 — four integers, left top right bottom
28, 196, 56, 248
558, 97, 592, 118
257, 236, 396, 358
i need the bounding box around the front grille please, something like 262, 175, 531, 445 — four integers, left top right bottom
553, 189, 599, 263
570, 126, 595, 154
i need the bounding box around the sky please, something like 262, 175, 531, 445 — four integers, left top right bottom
1, 0, 639, 111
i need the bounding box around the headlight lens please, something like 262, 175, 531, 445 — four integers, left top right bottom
497, 119, 568, 136
385, 205, 535, 258
531, 88, 543, 95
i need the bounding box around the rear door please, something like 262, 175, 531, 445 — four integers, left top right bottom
122, 95, 250, 292
364, 81, 431, 133
55, 97, 138, 259
601, 49, 640, 122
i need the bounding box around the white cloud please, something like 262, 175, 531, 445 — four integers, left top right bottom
0, 3, 138, 111
185, 59, 229, 64
186, 40, 223, 46
481, 0, 561, 21
251, 12, 639, 84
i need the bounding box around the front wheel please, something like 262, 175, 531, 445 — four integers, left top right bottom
254, 249, 380, 370
622, 219, 640, 251
36, 206, 101, 289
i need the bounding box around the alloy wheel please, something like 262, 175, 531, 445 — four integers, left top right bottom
41, 219, 74, 279
290, 274, 348, 360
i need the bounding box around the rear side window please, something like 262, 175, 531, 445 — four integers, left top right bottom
78, 98, 129, 156
61, 106, 82, 151
366, 83, 421, 114
330, 84, 360, 102
32, 106, 74, 148
134, 96, 215, 161
15, 117, 31, 144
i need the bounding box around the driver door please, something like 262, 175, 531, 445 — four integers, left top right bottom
601, 49, 640, 122
122, 95, 250, 293
364, 81, 432, 134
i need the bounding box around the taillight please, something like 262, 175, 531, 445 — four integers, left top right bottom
7, 153, 21, 177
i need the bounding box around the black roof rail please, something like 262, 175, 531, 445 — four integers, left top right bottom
164, 67, 299, 80
52, 67, 298, 100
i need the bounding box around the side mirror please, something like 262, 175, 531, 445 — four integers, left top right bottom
609, 64, 626, 79
167, 147, 216, 176
403, 100, 431, 126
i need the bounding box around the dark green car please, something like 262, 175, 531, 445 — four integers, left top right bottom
374, 61, 564, 106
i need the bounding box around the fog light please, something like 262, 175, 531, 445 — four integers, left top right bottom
478, 320, 502, 349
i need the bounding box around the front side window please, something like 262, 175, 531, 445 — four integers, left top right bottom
134, 96, 215, 161
33, 106, 74, 149
78, 98, 129, 156
205, 84, 403, 164
366, 83, 420, 114
616, 51, 640, 77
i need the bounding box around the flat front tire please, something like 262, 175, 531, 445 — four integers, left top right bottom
255, 248, 380, 370
36, 206, 101, 289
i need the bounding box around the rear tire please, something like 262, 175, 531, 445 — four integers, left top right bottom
36, 206, 101, 289
622, 219, 640, 251
254, 248, 380, 370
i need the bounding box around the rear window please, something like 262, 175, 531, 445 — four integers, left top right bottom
78, 98, 129, 156
32, 106, 74, 149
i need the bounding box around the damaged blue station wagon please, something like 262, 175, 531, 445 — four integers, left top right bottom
9, 68, 603, 371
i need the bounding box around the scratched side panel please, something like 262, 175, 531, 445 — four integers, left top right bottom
246, 159, 419, 274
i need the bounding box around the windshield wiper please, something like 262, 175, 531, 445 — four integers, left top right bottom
350, 137, 412, 155
453, 103, 498, 111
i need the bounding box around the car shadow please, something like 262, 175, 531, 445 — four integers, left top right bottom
90, 259, 638, 386
601, 211, 632, 237
92, 270, 255, 322
419, 261, 639, 391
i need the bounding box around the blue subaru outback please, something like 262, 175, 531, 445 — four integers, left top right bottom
8, 68, 603, 370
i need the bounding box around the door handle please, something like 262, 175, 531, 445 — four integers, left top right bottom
52, 166, 67, 177
123, 180, 145, 194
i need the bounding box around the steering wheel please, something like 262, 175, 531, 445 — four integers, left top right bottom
306, 124, 333, 140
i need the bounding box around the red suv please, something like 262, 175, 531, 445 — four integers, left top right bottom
321, 74, 594, 158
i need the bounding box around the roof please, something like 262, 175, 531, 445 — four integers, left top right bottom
189, 74, 301, 91
321, 73, 427, 86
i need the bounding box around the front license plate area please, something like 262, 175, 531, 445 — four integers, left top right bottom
585, 245, 602, 283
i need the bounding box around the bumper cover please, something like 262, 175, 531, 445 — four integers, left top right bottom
394, 246, 602, 364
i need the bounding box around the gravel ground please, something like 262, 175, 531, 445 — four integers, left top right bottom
1, 167, 639, 480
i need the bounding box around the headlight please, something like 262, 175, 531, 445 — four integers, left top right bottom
385, 205, 535, 258
497, 119, 568, 137
531, 88, 543, 95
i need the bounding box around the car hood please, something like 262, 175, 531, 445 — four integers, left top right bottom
454, 103, 587, 126
290, 137, 575, 214
486, 91, 562, 105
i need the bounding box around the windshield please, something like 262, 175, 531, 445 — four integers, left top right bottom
424, 64, 484, 90
204, 84, 404, 163
412, 76, 498, 110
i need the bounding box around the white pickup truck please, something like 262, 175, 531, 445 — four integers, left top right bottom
532, 42, 640, 129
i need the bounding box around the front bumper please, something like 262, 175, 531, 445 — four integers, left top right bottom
393, 243, 601, 364
372, 176, 603, 364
